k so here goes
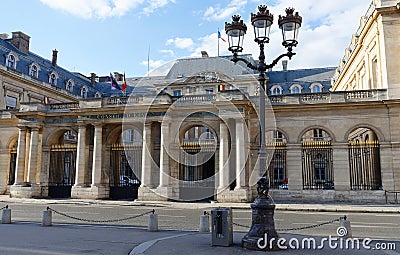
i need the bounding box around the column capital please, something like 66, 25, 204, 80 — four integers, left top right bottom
93, 123, 104, 128
17, 125, 27, 131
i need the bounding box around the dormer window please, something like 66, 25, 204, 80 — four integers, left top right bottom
6, 53, 18, 69
65, 79, 74, 92
48, 71, 58, 85
270, 85, 283, 95
81, 86, 88, 98
310, 83, 323, 93
290, 84, 302, 94
29, 63, 40, 78
94, 92, 102, 98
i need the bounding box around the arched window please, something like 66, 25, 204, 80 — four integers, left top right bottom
66, 79, 74, 92
29, 63, 40, 78
290, 84, 302, 94
310, 83, 323, 93
49, 71, 58, 85
270, 85, 283, 95
6, 53, 18, 69
81, 86, 88, 98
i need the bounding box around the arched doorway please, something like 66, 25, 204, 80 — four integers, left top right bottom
179, 125, 217, 201
109, 128, 142, 200
301, 128, 334, 190
48, 130, 77, 198
266, 130, 287, 189
7, 140, 18, 185
348, 127, 382, 190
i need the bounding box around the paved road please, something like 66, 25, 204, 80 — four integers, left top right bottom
2, 202, 399, 240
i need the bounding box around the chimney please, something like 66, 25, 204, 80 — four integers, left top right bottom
10, 31, 30, 53
52, 49, 58, 67
90, 73, 97, 86
201, 51, 209, 58
0, 33, 9, 39
282, 60, 288, 71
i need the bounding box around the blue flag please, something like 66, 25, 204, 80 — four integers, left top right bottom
110, 73, 121, 90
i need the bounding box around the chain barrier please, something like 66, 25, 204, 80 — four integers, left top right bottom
47, 207, 154, 223
233, 217, 342, 232
0, 205, 8, 210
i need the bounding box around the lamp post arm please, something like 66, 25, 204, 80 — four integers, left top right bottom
231, 53, 258, 70
265, 51, 296, 70
231, 51, 296, 72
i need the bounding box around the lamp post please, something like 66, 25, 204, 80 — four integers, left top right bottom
225, 5, 302, 251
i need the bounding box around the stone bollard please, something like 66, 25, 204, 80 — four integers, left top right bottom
199, 212, 210, 232
42, 208, 52, 227
1, 206, 11, 224
148, 210, 158, 232
338, 216, 352, 238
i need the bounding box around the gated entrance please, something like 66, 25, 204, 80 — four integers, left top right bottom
301, 129, 334, 190
348, 128, 382, 190
179, 125, 216, 201
109, 143, 141, 199
48, 144, 76, 198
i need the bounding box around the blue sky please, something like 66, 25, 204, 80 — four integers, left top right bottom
1, 0, 368, 77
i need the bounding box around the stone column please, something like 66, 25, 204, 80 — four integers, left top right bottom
14, 126, 27, 185
332, 143, 351, 191
23, 129, 31, 183
91, 124, 103, 187
158, 122, 170, 188
74, 124, 87, 186
218, 121, 229, 190
26, 127, 40, 184
141, 122, 153, 188
286, 144, 303, 190
235, 119, 246, 189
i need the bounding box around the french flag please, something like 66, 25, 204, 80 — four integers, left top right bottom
218, 30, 226, 42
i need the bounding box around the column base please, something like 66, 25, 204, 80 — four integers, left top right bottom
217, 187, 252, 202
10, 184, 41, 198
71, 185, 109, 199
137, 186, 170, 201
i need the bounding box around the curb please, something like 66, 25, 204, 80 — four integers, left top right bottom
1, 196, 399, 214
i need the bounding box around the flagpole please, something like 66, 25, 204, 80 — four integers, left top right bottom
147, 45, 150, 77
218, 28, 220, 57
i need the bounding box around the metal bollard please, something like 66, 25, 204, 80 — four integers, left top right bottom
148, 210, 158, 232
199, 211, 210, 232
42, 208, 52, 227
1, 205, 11, 224
339, 216, 352, 238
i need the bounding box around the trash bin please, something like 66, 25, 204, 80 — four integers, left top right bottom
211, 208, 233, 246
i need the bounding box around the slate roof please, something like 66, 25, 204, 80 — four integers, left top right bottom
0, 37, 100, 98
266, 67, 336, 94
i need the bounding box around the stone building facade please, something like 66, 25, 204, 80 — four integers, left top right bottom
0, 0, 399, 203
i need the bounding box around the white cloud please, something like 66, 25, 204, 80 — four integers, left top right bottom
142, 0, 175, 15
160, 49, 175, 57
203, 0, 248, 21
166, 37, 195, 49
141, 59, 167, 69
39, 0, 175, 19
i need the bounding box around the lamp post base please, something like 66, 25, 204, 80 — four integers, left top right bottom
241, 195, 280, 251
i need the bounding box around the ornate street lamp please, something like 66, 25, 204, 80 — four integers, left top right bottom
225, 5, 302, 251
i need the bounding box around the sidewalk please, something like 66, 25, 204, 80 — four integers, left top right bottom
1, 195, 400, 213
0, 222, 397, 255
